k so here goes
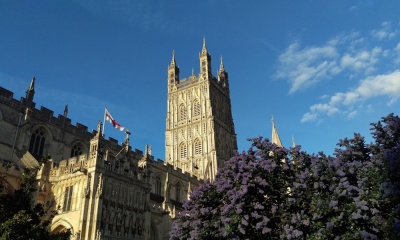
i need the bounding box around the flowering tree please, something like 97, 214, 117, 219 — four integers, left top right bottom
170, 114, 399, 239
171, 137, 292, 239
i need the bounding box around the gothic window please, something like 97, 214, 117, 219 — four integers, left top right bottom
179, 142, 187, 159
193, 100, 200, 117
155, 176, 162, 196
63, 186, 73, 212
29, 128, 45, 156
179, 104, 187, 121
194, 138, 202, 155
70, 143, 82, 158
176, 182, 181, 202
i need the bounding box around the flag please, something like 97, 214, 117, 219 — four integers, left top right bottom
105, 108, 125, 131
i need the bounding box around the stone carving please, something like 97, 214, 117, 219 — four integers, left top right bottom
96, 173, 103, 198
131, 211, 137, 235
84, 173, 91, 198
95, 230, 101, 240
108, 205, 115, 233
124, 210, 131, 237
136, 212, 145, 236
101, 203, 107, 230
116, 207, 122, 234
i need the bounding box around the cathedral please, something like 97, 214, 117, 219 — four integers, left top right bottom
0, 41, 239, 239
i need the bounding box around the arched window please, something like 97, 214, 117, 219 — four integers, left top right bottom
176, 182, 181, 202
179, 143, 187, 159
155, 176, 162, 196
70, 143, 82, 158
194, 138, 202, 155
179, 104, 186, 121
193, 100, 200, 117
29, 128, 45, 156
63, 186, 74, 212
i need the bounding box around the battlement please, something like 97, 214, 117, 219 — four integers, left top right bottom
0, 84, 92, 138
0, 87, 13, 99
152, 158, 199, 182
177, 76, 199, 89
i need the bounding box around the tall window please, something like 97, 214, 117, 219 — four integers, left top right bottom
155, 176, 162, 196
179, 104, 187, 121
63, 186, 73, 212
70, 143, 82, 158
175, 182, 181, 202
29, 128, 45, 156
194, 139, 202, 155
179, 143, 187, 159
193, 100, 200, 117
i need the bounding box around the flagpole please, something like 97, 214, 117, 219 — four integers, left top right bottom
102, 107, 106, 136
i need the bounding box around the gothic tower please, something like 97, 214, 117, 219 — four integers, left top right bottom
165, 40, 237, 180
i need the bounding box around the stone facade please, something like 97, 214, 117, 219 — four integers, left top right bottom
165, 40, 237, 180
0, 41, 236, 239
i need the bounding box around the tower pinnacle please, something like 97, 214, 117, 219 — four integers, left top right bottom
170, 50, 176, 66
25, 77, 35, 102
219, 56, 225, 72
201, 37, 207, 54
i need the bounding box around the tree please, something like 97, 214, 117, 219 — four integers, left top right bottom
0, 159, 70, 240
170, 114, 399, 239
370, 113, 400, 236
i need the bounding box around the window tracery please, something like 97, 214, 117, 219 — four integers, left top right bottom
70, 143, 82, 158
179, 143, 187, 159
29, 128, 45, 156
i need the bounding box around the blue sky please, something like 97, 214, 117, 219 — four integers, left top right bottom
1, 1, 399, 160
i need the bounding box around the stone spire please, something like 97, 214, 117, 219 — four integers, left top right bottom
25, 77, 35, 102
271, 117, 283, 147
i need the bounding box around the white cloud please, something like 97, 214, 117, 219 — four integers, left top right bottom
370, 21, 396, 40
340, 47, 381, 74
394, 42, 400, 64
275, 29, 386, 93
276, 42, 340, 93
302, 70, 400, 122
301, 112, 318, 123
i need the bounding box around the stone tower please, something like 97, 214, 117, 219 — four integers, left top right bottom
165, 40, 237, 180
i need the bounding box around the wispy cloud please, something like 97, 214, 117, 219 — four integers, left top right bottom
301, 70, 400, 122
275, 41, 340, 93
276, 21, 400, 123
275, 22, 400, 95
370, 21, 396, 40
394, 42, 400, 65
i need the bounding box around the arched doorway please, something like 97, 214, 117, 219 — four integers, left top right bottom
52, 224, 69, 234
51, 219, 74, 237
